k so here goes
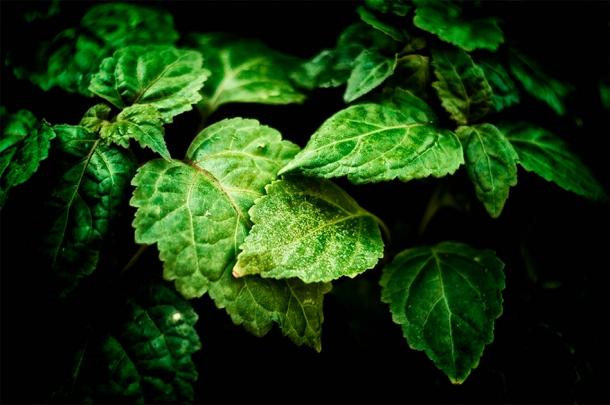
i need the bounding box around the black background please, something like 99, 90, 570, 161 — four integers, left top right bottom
1, 1, 609, 403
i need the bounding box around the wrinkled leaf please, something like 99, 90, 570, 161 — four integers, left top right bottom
380, 241, 505, 384
478, 59, 520, 112
89, 45, 209, 123
458, 124, 518, 217
357, 6, 405, 41
233, 177, 384, 283
344, 50, 397, 102
280, 89, 464, 183
365, 0, 411, 17
431, 48, 492, 125
501, 123, 606, 200
413, 0, 503, 52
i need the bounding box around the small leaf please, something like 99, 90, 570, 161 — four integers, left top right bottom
413, 0, 503, 52
344, 50, 397, 102
478, 59, 520, 112
364, 0, 411, 17
280, 89, 464, 184
458, 124, 518, 218
508, 49, 571, 115
0, 109, 56, 205
501, 123, 606, 200
389, 54, 430, 97
431, 48, 493, 125
233, 177, 384, 283
380, 241, 505, 384
357, 6, 405, 42
89, 45, 209, 123
188, 34, 305, 113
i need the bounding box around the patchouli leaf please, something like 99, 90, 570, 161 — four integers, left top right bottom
344, 50, 397, 102
389, 54, 430, 97
431, 48, 492, 125
233, 177, 384, 283
357, 6, 405, 42
365, 0, 411, 17
478, 59, 520, 112
89, 45, 209, 123
508, 49, 571, 115
413, 0, 503, 52
188, 34, 305, 113
380, 241, 505, 384
280, 89, 463, 183
458, 124, 518, 217
81, 284, 200, 403
501, 123, 606, 200
0, 109, 56, 205
48, 125, 136, 295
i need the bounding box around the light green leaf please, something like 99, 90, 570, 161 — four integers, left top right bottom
501, 123, 606, 200
413, 0, 503, 52
380, 241, 505, 384
508, 49, 572, 115
431, 48, 492, 125
364, 0, 410, 16
10, 3, 178, 96
81, 284, 200, 403
89, 45, 209, 123
344, 50, 397, 102
188, 34, 305, 113
48, 125, 136, 295
280, 89, 464, 184
233, 177, 384, 283
0, 109, 56, 205
357, 6, 405, 41
458, 124, 518, 218
478, 59, 520, 112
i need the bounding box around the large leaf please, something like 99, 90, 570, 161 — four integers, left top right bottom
478, 59, 520, 112
48, 125, 136, 295
0, 109, 56, 205
188, 34, 305, 113
280, 89, 464, 184
380, 241, 505, 384
431, 48, 492, 125
80, 284, 200, 403
501, 123, 606, 200
233, 177, 384, 283
344, 50, 397, 102
413, 0, 503, 52
458, 124, 518, 218
10, 3, 178, 96
89, 45, 209, 123
508, 49, 571, 115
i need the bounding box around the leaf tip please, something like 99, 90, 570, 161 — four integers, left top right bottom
232, 263, 245, 278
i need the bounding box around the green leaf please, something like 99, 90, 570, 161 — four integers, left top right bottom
431, 48, 493, 125
457, 124, 518, 218
10, 3, 178, 96
48, 125, 136, 295
0, 109, 56, 205
364, 0, 411, 17
89, 45, 209, 123
344, 50, 397, 102
233, 177, 384, 283
478, 59, 520, 112
501, 123, 606, 200
188, 34, 305, 113
413, 0, 503, 52
357, 6, 405, 42
389, 54, 430, 97
280, 89, 464, 184
380, 241, 505, 384
508, 49, 571, 115
81, 284, 200, 403
600, 80, 610, 110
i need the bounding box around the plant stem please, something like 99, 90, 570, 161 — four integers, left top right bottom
121, 244, 150, 273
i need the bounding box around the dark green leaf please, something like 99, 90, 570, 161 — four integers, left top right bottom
344, 50, 397, 102
391, 54, 430, 97
478, 59, 520, 112
357, 6, 405, 41
364, 0, 411, 17
380, 241, 505, 384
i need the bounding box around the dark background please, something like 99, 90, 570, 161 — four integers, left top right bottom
1, 1, 608, 403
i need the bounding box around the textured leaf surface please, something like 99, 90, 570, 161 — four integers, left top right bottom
81, 284, 200, 403
89, 45, 209, 123
431, 48, 492, 125
189, 34, 305, 113
233, 177, 384, 283
344, 50, 397, 102
458, 124, 518, 218
380, 241, 505, 384
364, 0, 410, 16
508, 50, 571, 115
280, 89, 463, 183
48, 125, 136, 295
357, 6, 405, 41
10, 3, 178, 96
478, 59, 520, 112
0, 109, 55, 205
413, 0, 503, 51
502, 123, 606, 200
